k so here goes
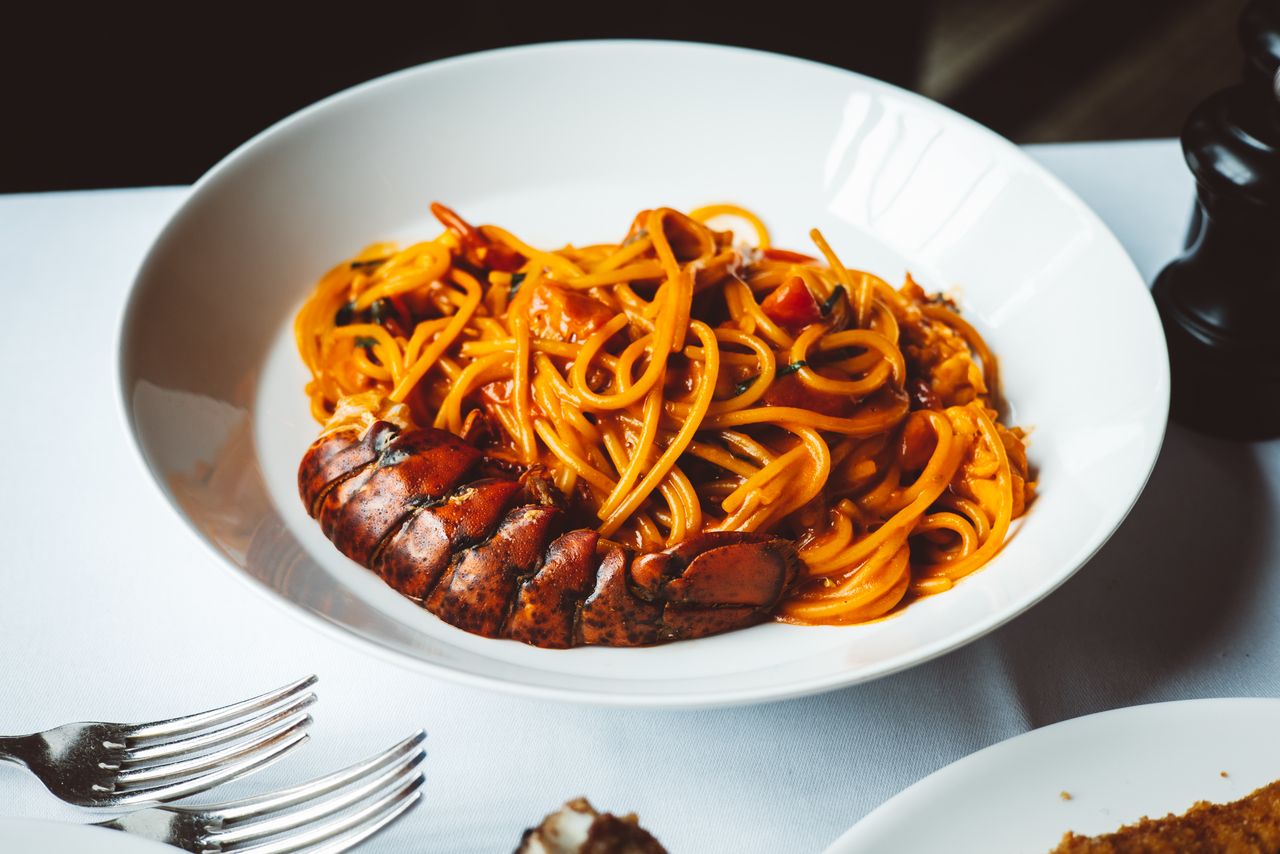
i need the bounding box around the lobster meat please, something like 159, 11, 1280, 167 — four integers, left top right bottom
298, 420, 804, 648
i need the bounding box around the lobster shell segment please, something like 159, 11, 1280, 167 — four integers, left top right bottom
374, 478, 525, 601
319, 429, 482, 565
629, 533, 804, 642
427, 504, 564, 637
298, 421, 807, 648
508, 530, 600, 649
579, 548, 665, 647
298, 422, 397, 515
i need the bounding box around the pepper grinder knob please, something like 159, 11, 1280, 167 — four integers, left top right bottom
1151, 0, 1280, 439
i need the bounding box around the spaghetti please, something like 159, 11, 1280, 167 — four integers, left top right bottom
295, 204, 1036, 626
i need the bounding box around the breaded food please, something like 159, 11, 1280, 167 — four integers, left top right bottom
1051, 779, 1280, 853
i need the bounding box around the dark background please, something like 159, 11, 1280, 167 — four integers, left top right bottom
0, 0, 1251, 193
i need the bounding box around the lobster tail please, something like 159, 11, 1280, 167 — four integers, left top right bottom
299, 421, 806, 648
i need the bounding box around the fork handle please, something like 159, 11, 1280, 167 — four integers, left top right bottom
0, 734, 36, 767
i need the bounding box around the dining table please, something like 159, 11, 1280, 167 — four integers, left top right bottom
2, 137, 1278, 854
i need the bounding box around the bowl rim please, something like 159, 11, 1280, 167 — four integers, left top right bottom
115, 38, 1170, 708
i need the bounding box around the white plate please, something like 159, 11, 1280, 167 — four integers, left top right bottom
0, 818, 174, 854
118, 41, 1168, 707
823, 699, 1280, 854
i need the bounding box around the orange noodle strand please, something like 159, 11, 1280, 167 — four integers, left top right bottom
293, 204, 1034, 626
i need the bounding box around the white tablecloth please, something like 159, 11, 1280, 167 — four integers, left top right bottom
2, 140, 1278, 853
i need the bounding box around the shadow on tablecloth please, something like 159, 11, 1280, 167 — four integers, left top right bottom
993, 422, 1279, 726
668, 425, 1280, 844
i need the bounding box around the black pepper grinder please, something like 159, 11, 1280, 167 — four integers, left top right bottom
1151, 0, 1280, 440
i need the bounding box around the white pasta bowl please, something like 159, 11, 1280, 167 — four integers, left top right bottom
118, 41, 1168, 707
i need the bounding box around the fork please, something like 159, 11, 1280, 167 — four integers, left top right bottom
94, 730, 427, 854
0, 675, 317, 808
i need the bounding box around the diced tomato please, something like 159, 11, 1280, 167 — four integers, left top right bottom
478, 242, 526, 272
761, 276, 822, 328
899, 411, 939, 471
388, 295, 414, 329
761, 372, 855, 418
906, 376, 943, 411
527, 281, 616, 344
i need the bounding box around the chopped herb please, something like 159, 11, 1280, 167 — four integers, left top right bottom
334, 301, 357, 327
821, 288, 844, 315
350, 258, 388, 269
370, 299, 394, 325
778, 360, 806, 377
354, 336, 379, 348
622, 228, 649, 248
508, 271, 527, 298
734, 360, 807, 396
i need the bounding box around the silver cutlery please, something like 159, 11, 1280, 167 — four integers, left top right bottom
95, 730, 426, 853
0, 675, 317, 807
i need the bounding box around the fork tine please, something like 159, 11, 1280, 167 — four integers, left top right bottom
126, 676, 318, 741
194, 730, 427, 822
284, 787, 422, 854
114, 711, 312, 786
108, 726, 311, 806
232, 774, 424, 854
125, 693, 317, 764
208, 750, 425, 845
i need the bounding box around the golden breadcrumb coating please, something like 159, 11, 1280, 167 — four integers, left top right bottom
1050, 779, 1280, 853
